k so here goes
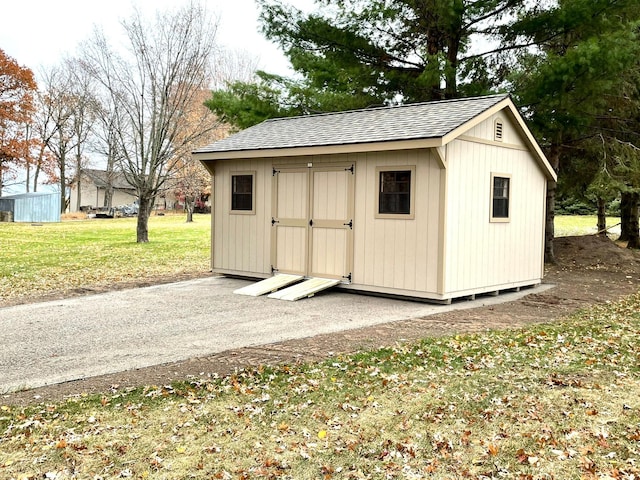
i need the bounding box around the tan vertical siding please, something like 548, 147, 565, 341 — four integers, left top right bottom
443, 130, 546, 295
352, 149, 441, 293
212, 159, 272, 275
464, 112, 526, 146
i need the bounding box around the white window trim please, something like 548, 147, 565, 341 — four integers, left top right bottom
490, 172, 511, 223
375, 166, 416, 220
230, 171, 256, 215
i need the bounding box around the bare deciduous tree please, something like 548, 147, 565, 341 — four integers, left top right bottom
83, 2, 219, 242
38, 65, 77, 212
168, 88, 224, 222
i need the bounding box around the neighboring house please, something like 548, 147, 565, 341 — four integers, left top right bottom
69, 169, 137, 212
69, 169, 178, 212
194, 94, 557, 303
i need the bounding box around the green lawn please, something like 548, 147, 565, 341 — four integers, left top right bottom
555, 215, 620, 237
1, 293, 639, 478
0, 213, 622, 304
0, 214, 211, 303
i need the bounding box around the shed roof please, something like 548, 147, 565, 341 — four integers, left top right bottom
0, 192, 59, 199
82, 169, 135, 190
195, 94, 556, 180
196, 94, 509, 153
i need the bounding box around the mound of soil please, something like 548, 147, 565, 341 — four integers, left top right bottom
3, 235, 640, 406
553, 235, 640, 274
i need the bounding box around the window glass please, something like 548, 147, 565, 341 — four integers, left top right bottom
231, 174, 253, 211
492, 176, 510, 218
379, 170, 411, 215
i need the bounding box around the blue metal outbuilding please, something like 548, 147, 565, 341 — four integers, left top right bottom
0, 192, 61, 223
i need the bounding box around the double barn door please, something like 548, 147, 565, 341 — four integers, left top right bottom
271, 163, 354, 282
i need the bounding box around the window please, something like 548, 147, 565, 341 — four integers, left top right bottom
376, 167, 415, 218
491, 174, 510, 222
231, 173, 254, 213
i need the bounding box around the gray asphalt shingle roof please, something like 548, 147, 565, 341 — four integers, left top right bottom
195, 94, 510, 154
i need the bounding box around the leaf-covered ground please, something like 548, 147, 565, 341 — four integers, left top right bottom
1, 292, 639, 479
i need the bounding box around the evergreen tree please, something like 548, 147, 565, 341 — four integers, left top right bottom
208, 0, 531, 127
508, 0, 640, 260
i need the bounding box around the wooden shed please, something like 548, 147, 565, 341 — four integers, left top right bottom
194, 94, 557, 303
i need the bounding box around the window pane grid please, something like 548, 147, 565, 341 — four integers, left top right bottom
232, 174, 253, 211
379, 170, 411, 215
492, 176, 510, 218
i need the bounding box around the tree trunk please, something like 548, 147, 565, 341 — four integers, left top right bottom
25, 161, 30, 193
136, 194, 152, 243
544, 144, 561, 263
33, 145, 44, 192
59, 155, 66, 214
627, 192, 640, 249
596, 197, 607, 236
104, 187, 113, 208
619, 191, 632, 242
76, 172, 82, 212
545, 178, 557, 263
185, 196, 195, 223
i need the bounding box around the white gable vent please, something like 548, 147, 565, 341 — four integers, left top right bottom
494, 119, 503, 142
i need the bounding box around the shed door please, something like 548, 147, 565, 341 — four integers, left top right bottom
271, 168, 308, 276
272, 164, 353, 281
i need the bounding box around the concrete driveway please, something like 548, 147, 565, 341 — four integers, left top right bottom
0, 276, 550, 393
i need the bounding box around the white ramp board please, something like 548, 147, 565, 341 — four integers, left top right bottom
267, 277, 341, 301
234, 274, 303, 296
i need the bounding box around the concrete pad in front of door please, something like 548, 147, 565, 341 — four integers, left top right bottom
0, 276, 554, 393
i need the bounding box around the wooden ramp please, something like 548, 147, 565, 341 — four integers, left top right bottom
267, 277, 341, 301
233, 274, 303, 296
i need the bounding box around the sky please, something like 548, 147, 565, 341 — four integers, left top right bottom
0, 0, 302, 77
0, 0, 315, 194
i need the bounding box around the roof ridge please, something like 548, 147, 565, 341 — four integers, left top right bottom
263, 93, 510, 124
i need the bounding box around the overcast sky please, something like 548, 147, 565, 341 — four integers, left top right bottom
0, 0, 304, 77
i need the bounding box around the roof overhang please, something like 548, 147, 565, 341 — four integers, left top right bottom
194, 137, 443, 161
195, 96, 557, 182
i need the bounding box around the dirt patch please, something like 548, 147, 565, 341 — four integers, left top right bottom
3, 235, 640, 406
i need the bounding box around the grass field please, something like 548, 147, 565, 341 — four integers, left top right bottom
555, 215, 620, 237
0, 214, 210, 303
0, 214, 622, 304
1, 293, 639, 478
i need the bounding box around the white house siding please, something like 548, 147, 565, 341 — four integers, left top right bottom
352, 149, 442, 294
69, 181, 136, 212
443, 135, 546, 296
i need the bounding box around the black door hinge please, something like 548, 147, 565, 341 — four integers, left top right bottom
342, 272, 352, 282
272, 168, 280, 176
271, 217, 279, 226
343, 219, 353, 229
